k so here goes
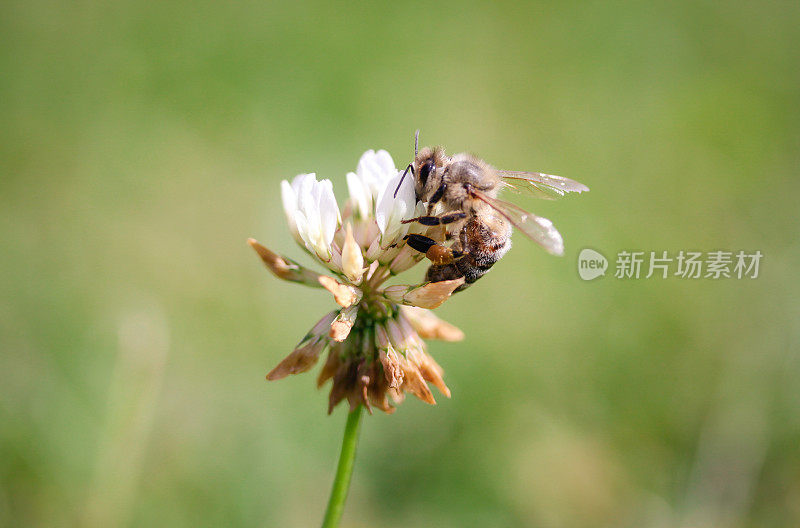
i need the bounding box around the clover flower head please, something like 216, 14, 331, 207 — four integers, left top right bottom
250, 150, 464, 413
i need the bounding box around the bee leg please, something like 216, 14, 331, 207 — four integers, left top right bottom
403, 234, 437, 253
400, 212, 466, 226
429, 184, 446, 207
403, 234, 465, 265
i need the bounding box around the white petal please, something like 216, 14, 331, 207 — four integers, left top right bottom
356, 150, 379, 181
286, 173, 341, 261
357, 150, 399, 212
299, 180, 321, 236
375, 169, 415, 243
291, 172, 315, 196
288, 173, 316, 240
373, 149, 396, 176
316, 179, 340, 246
346, 172, 370, 218
293, 210, 312, 252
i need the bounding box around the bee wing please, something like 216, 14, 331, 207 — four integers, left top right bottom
471, 188, 564, 256
499, 170, 589, 200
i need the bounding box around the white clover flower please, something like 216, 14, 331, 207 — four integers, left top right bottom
346, 149, 396, 219
250, 149, 464, 414
281, 173, 341, 262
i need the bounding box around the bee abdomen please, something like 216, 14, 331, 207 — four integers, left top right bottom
424, 253, 499, 293
425, 217, 511, 292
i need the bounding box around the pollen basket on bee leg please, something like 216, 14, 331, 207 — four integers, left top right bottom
426, 245, 455, 266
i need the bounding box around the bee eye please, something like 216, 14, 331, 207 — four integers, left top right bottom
419, 161, 434, 186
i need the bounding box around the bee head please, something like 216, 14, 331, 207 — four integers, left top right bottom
413, 146, 447, 203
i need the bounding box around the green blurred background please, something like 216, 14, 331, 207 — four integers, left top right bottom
2, 1, 799, 527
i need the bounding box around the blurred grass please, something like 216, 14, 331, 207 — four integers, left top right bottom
1, 1, 799, 527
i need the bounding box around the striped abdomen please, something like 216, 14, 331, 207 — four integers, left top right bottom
425, 213, 512, 292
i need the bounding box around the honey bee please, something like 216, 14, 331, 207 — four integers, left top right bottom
397, 131, 589, 292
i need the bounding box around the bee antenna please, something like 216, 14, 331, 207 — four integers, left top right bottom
394, 131, 419, 199
394, 163, 414, 199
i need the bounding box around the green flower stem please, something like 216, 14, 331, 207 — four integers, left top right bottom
321, 405, 364, 528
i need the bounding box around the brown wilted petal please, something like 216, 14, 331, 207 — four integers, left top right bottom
266, 340, 325, 381
317, 345, 343, 388
382, 278, 465, 309
330, 307, 357, 342
318, 275, 362, 307
350, 362, 372, 413
309, 311, 339, 336
247, 239, 323, 287
389, 388, 405, 404
404, 278, 465, 308
367, 362, 394, 414
379, 349, 404, 389
417, 354, 451, 398
319, 351, 401, 414
399, 306, 465, 342
328, 360, 357, 414
401, 366, 436, 405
